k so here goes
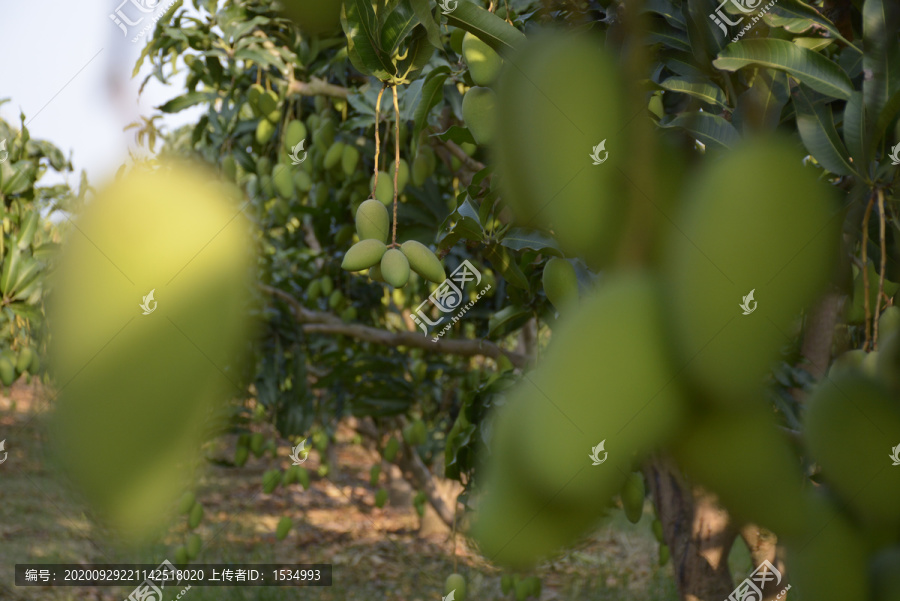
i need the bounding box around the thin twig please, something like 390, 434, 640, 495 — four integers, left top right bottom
372, 85, 386, 198
874, 188, 887, 349
861, 194, 875, 351
392, 84, 401, 247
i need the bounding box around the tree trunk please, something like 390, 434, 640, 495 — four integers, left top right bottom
740, 524, 789, 601
644, 454, 738, 601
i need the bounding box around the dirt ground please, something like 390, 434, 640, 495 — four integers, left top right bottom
0, 381, 734, 601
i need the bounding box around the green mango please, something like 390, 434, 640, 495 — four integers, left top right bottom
174, 546, 188, 565
256, 157, 272, 176
673, 404, 810, 538
250, 433, 265, 457
281, 467, 297, 486
450, 27, 466, 54
374, 488, 388, 508
389, 158, 410, 193
380, 249, 410, 287
445, 573, 467, 601
523, 576, 541, 598
383, 437, 400, 462
620, 472, 645, 524
870, 547, 900, 601
495, 32, 628, 267
847, 262, 900, 323
234, 446, 249, 467
340, 306, 357, 322
542, 257, 578, 313
188, 503, 203, 530
355, 199, 390, 243
462, 86, 497, 145
514, 578, 531, 601
877, 332, 900, 391
279, 0, 342, 34
500, 574, 514, 595
296, 467, 310, 490
256, 119, 276, 145
335, 224, 354, 248
293, 170, 312, 193
658, 544, 670, 566
28, 351, 40, 375
651, 518, 664, 542
828, 348, 867, 380
16, 347, 34, 374
328, 290, 343, 309
306, 279, 322, 303
412, 148, 435, 187
47, 166, 252, 541
313, 118, 336, 149
804, 374, 900, 527
785, 500, 868, 601
369, 264, 384, 282
371, 172, 394, 206
463, 32, 502, 85
284, 120, 307, 151
369, 464, 381, 487
324, 142, 345, 170
342, 145, 360, 176
247, 84, 263, 110
400, 240, 445, 284
262, 469, 280, 494
178, 492, 196, 515
472, 273, 689, 567
342, 239, 387, 272
879, 306, 900, 339
662, 137, 840, 407
320, 276, 333, 296
222, 155, 236, 181
186, 533, 201, 560
273, 167, 294, 199
258, 90, 279, 123
275, 516, 293, 540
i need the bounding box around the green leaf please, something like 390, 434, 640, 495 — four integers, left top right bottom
410, 0, 443, 49
395, 29, 434, 78
157, 92, 217, 113
488, 306, 531, 338
713, 39, 854, 100
770, 0, 860, 53
843, 91, 871, 172
500, 228, 563, 255
732, 69, 789, 132
862, 0, 900, 144
16, 211, 39, 250
0, 161, 36, 196
445, 2, 525, 57
413, 67, 449, 139
659, 75, 728, 108
793, 85, 855, 176
658, 111, 740, 150
485, 245, 529, 290
434, 125, 476, 146
341, 0, 396, 79
683, 0, 725, 74
381, 0, 418, 56
643, 0, 685, 29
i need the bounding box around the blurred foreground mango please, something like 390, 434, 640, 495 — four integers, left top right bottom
48, 163, 254, 542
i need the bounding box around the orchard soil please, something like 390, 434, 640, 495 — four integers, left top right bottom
0, 381, 751, 600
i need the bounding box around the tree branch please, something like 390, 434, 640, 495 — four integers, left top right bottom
286, 77, 351, 99
261, 284, 528, 368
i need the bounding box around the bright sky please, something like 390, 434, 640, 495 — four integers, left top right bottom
0, 1, 206, 190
